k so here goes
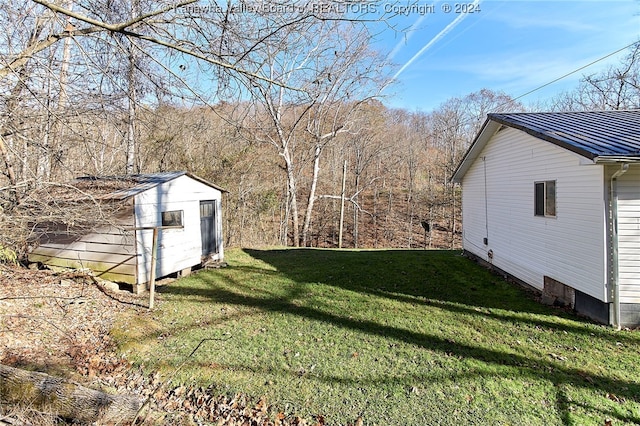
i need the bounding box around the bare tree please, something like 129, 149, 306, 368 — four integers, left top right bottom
345, 102, 388, 248
233, 15, 390, 246
430, 89, 523, 248
552, 41, 640, 111
0, 0, 365, 252
300, 28, 390, 247
1, 0, 381, 187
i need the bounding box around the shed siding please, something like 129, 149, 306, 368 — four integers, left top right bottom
617, 164, 640, 303
461, 127, 607, 300
29, 223, 137, 284
134, 174, 223, 284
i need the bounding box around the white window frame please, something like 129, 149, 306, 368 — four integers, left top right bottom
161, 210, 184, 227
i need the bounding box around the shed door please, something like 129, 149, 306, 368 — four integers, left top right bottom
200, 200, 217, 256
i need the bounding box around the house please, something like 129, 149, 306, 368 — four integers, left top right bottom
29, 171, 226, 292
452, 111, 640, 328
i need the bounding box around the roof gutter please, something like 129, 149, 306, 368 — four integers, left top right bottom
595, 156, 640, 164
610, 163, 630, 330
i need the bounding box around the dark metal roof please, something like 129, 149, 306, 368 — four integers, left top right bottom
451, 110, 640, 183
489, 110, 640, 160
72, 171, 227, 200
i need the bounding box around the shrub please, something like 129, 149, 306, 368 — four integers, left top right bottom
0, 245, 18, 264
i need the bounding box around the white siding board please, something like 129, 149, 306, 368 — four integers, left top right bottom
461, 127, 607, 300
29, 221, 137, 283
29, 250, 136, 283
76, 231, 136, 245
619, 253, 639, 261
617, 165, 640, 303
619, 259, 639, 268
28, 253, 136, 280
30, 246, 137, 264
35, 241, 135, 255
82, 241, 136, 255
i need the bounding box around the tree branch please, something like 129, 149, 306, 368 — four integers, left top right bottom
0, 27, 98, 80
32, 0, 197, 32
30, 0, 300, 89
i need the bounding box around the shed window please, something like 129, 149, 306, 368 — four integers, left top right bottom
161, 210, 183, 227
534, 181, 556, 217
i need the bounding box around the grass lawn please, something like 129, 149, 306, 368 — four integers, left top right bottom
112, 248, 640, 425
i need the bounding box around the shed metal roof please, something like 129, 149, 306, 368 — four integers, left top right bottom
71, 171, 227, 200
452, 110, 640, 182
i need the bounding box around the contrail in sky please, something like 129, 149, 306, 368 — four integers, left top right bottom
392, 0, 482, 81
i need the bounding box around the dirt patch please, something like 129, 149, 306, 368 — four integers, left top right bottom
0, 264, 145, 374
0, 265, 327, 425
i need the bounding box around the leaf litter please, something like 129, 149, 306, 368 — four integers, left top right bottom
0, 264, 332, 425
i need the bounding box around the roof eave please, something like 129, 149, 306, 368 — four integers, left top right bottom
593, 156, 640, 164
185, 172, 229, 193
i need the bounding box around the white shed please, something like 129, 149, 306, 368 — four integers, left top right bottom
452, 111, 640, 328
29, 172, 226, 291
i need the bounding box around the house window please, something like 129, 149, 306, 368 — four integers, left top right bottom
534, 181, 556, 217
161, 210, 183, 227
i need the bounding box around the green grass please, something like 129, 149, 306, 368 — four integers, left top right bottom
113, 248, 640, 425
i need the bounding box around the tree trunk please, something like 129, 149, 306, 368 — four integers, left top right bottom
407, 181, 413, 248
387, 188, 393, 244
0, 135, 19, 207
125, 49, 137, 174
50, 5, 73, 181
282, 149, 300, 246
0, 136, 16, 186
37, 106, 52, 186
281, 182, 290, 246
0, 364, 143, 424
353, 171, 360, 249
125, 0, 140, 174
302, 145, 322, 247
338, 159, 347, 248
373, 159, 380, 248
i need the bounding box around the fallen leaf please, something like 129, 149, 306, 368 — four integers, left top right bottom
606, 393, 625, 403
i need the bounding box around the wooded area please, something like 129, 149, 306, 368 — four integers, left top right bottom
0, 1, 638, 257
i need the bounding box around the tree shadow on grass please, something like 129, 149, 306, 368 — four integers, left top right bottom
242, 248, 640, 343
242, 248, 547, 310
160, 276, 640, 424
156, 249, 640, 424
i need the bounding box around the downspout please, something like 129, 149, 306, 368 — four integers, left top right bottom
610, 163, 629, 330
483, 157, 489, 246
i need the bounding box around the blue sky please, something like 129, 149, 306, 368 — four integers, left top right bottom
374, 1, 640, 111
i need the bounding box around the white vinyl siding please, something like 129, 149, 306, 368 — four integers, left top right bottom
134, 175, 223, 284
461, 127, 608, 300
616, 165, 640, 303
